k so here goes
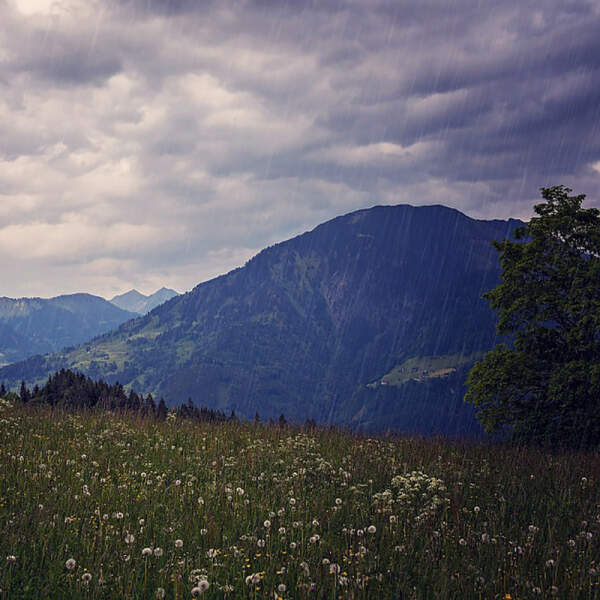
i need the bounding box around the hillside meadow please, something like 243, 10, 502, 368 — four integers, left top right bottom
0, 400, 599, 599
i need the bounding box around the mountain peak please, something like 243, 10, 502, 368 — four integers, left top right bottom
109, 287, 179, 315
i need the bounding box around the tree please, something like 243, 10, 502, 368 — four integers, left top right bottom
465, 186, 600, 447
156, 397, 168, 421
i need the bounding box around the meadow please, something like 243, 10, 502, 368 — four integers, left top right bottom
0, 399, 599, 599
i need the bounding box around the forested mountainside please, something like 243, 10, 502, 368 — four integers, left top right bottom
0, 294, 137, 366
0, 205, 522, 434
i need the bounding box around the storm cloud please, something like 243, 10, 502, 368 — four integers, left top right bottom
1, 0, 599, 297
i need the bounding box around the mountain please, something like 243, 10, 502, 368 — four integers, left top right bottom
0, 294, 138, 366
110, 287, 179, 315
0, 205, 522, 434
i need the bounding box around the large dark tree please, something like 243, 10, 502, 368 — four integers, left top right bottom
466, 186, 600, 447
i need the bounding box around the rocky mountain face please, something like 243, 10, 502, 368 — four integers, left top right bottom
109, 288, 179, 315
0, 294, 137, 366
0, 205, 521, 434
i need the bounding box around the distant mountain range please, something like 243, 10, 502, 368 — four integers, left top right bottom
0, 205, 522, 435
0, 294, 137, 366
109, 288, 179, 315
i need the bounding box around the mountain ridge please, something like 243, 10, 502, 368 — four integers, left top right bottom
0, 293, 138, 366
0, 203, 523, 434
109, 287, 179, 314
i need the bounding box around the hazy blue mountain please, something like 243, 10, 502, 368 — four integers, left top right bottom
0, 205, 522, 435
110, 288, 179, 315
0, 294, 137, 366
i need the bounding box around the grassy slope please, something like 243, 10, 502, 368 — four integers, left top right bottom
0, 401, 599, 599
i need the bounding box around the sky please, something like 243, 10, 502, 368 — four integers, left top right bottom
1, 0, 599, 299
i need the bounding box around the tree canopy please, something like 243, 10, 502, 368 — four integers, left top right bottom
465, 186, 600, 447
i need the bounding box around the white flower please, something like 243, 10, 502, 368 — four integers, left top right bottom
367, 525, 376, 534
174, 539, 183, 548
335, 498, 342, 505
6, 555, 16, 563
142, 547, 153, 557
459, 538, 467, 546
125, 533, 135, 544
278, 583, 287, 592
154, 547, 164, 557
65, 558, 77, 570
191, 580, 209, 596
81, 572, 92, 583
156, 588, 166, 599
264, 520, 271, 529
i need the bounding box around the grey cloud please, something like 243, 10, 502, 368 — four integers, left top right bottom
0, 0, 599, 298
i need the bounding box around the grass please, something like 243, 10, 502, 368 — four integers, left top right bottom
0, 400, 599, 599
375, 354, 482, 386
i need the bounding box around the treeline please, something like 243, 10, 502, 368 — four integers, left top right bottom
0, 369, 231, 423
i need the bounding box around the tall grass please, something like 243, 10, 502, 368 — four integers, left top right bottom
0, 400, 599, 599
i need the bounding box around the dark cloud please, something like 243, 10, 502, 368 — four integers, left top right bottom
0, 0, 599, 297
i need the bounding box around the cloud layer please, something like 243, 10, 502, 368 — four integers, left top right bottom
1, 0, 599, 297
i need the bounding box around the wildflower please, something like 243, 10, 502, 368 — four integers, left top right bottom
65, 558, 77, 570
335, 498, 342, 505
154, 547, 164, 557
474, 506, 480, 514
156, 588, 166, 599
125, 533, 135, 544
278, 583, 287, 593
329, 563, 340, 575
191, 580, 210, 596
546, 559, 555, 568
6, 555, 17, 563
264, 520, 271, 529
175, 539, 183, 548
367, 525, 376, 534
81, 572, 92, 583
459, 538, 467, 546
115, 512, 124, 520
142, 547, 153, 557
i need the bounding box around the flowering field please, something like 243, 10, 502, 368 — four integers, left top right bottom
0, 401, 599, 599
